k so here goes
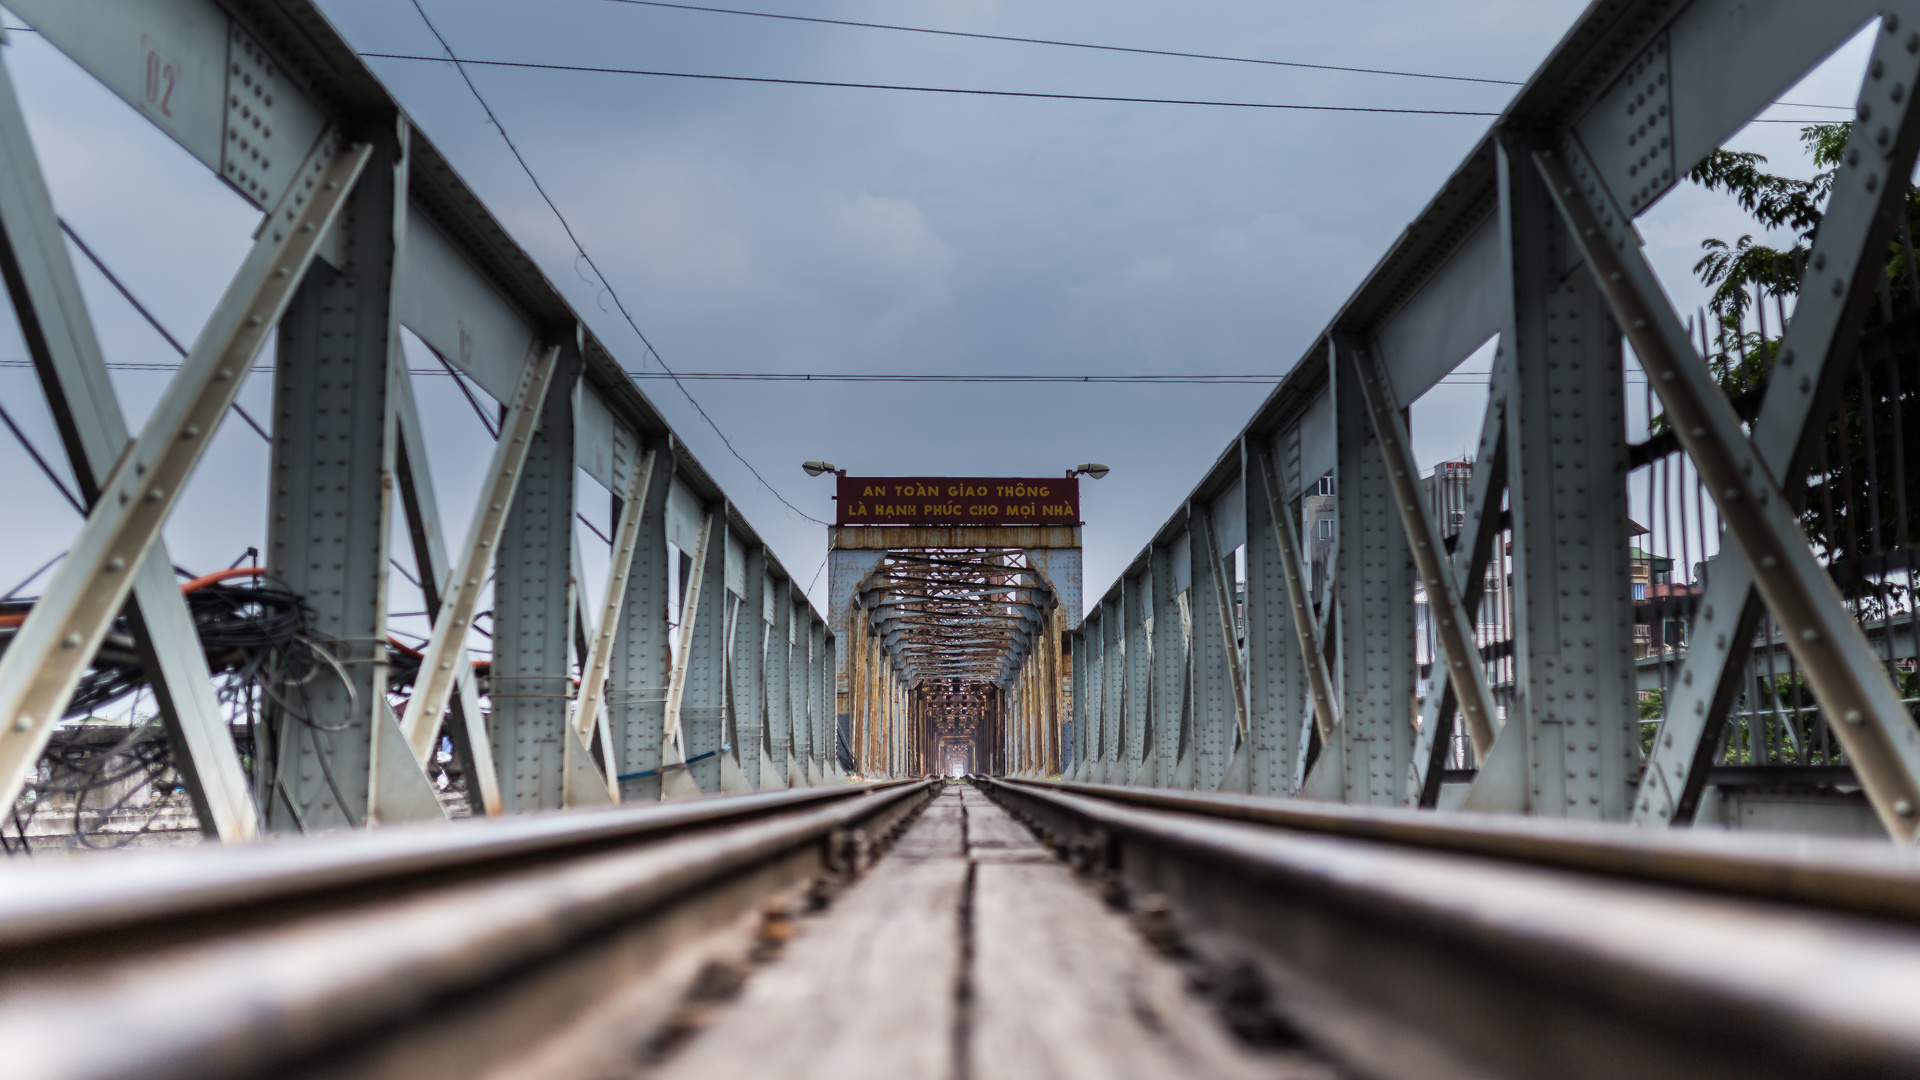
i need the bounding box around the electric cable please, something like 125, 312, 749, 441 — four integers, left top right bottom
597, 3, 1868, 117
405, 0, 832, 525
1, 552, 63, 601
0, 19, 1860, 112
430, 347, 501, 438
363, 52, 1502, 115
58, 219, 273, 443
602, 0, 1526, 86
0, 398, 84, 514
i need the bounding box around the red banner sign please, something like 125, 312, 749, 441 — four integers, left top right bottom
835, 476, 1080, 526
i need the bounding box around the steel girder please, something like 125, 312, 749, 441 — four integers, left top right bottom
1068, 0, 1920, 840
0, 0, 835, 827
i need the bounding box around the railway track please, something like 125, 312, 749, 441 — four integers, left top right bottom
976, 777, 1920, 1080
4, 776, 1919, 1079
0, 780, 937, 1080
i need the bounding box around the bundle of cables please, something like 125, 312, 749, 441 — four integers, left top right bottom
0, 568, 312, 719
0, 566, 336, 850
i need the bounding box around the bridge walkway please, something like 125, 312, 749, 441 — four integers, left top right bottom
651, 784, 1334, 1080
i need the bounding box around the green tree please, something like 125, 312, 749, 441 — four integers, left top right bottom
1687, 123, 1920, 564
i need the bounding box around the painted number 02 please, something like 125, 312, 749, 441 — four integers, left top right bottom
142, 45, 175, 117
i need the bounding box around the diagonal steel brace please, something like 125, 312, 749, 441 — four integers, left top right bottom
0, 137, 372, 816
1537, 31, 1920, 839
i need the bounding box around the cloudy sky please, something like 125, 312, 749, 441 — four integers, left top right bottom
0, 0, 1876, 626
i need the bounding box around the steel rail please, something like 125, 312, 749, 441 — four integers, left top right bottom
0, 780, 936, 1080
977, 776, 1920, 1080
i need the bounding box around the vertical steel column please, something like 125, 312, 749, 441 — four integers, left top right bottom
610, 445, 673, 802
488, 341, 580, 813
1100, 594, 1123, 782
879, 657, 894, 772
1150, 543, 1185, 786
1045, 606, 1061, 775
793, 596, 816, 784
1068, 626, 1087, 778
732, 546, 768, 789
812, 620, 833, 779
766, 582, 792, 784
1121, 573, 1151, 786
1005, 660, 1019, 774
1021, 629, 1035, 776
1012, 654, 1026, 775
681, 508, 730, 793
1188, 505, 1235, 791
806, 614, 821, 772
864, 616, 880, 774
264, 125, 407, 831
1244, 442, 1306, 796
1018, 649, 1033, 775
1332, 339, 1417, 805
1021, 619, 1035, 774
845, 607, 860, 774
1490, 139, 1638, 820
1032, 645, 1044, 776
1081, 610, 1104, 780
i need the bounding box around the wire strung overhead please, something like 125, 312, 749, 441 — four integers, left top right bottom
58, 220, 273, 443
602, 0, 1526, 86
0, 21, 1857, 113
593, 2, 1855, 115
362, 53, 1502, 115
405, 0, 831, 526
0, 359, 1502, 386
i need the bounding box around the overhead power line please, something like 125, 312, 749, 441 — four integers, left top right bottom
612, 0, 1870, 118
0, 21, 1860, 114
0, 399, 84, 515
599, 0, 1525, 86
404, 0, 831, 526
0, 359, 1496, 384
362, 53, 1502, 115
58, 220, 273, 443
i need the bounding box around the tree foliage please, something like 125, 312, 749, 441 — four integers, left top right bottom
1686, 123, 1920, 564
1689, 122, 1920, 330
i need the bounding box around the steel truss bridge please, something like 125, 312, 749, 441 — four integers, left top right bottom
3, 1, 1920, 1077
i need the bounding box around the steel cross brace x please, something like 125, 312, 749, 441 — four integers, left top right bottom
0, 131, 372, 816
389, 368, 506, 817
0, 50, 259, 839
1350, 345, 1503, 767
397, 343, 562, 766
1253, 449, 1341, 749
1615, 22, 1920, 829
1538, 17, 1920, 840
661, 510, 714, 797
1194, 501, 1251, 787
568, 449, 659, 804
1353, 345, 1514, 809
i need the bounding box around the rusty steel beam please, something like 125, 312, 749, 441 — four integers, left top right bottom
831, 525, 1082, 549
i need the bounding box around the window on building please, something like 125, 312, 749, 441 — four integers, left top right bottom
1632, 583, 1647, 600
1316, 474, 1336, 496
1317, 519, 1334, 539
